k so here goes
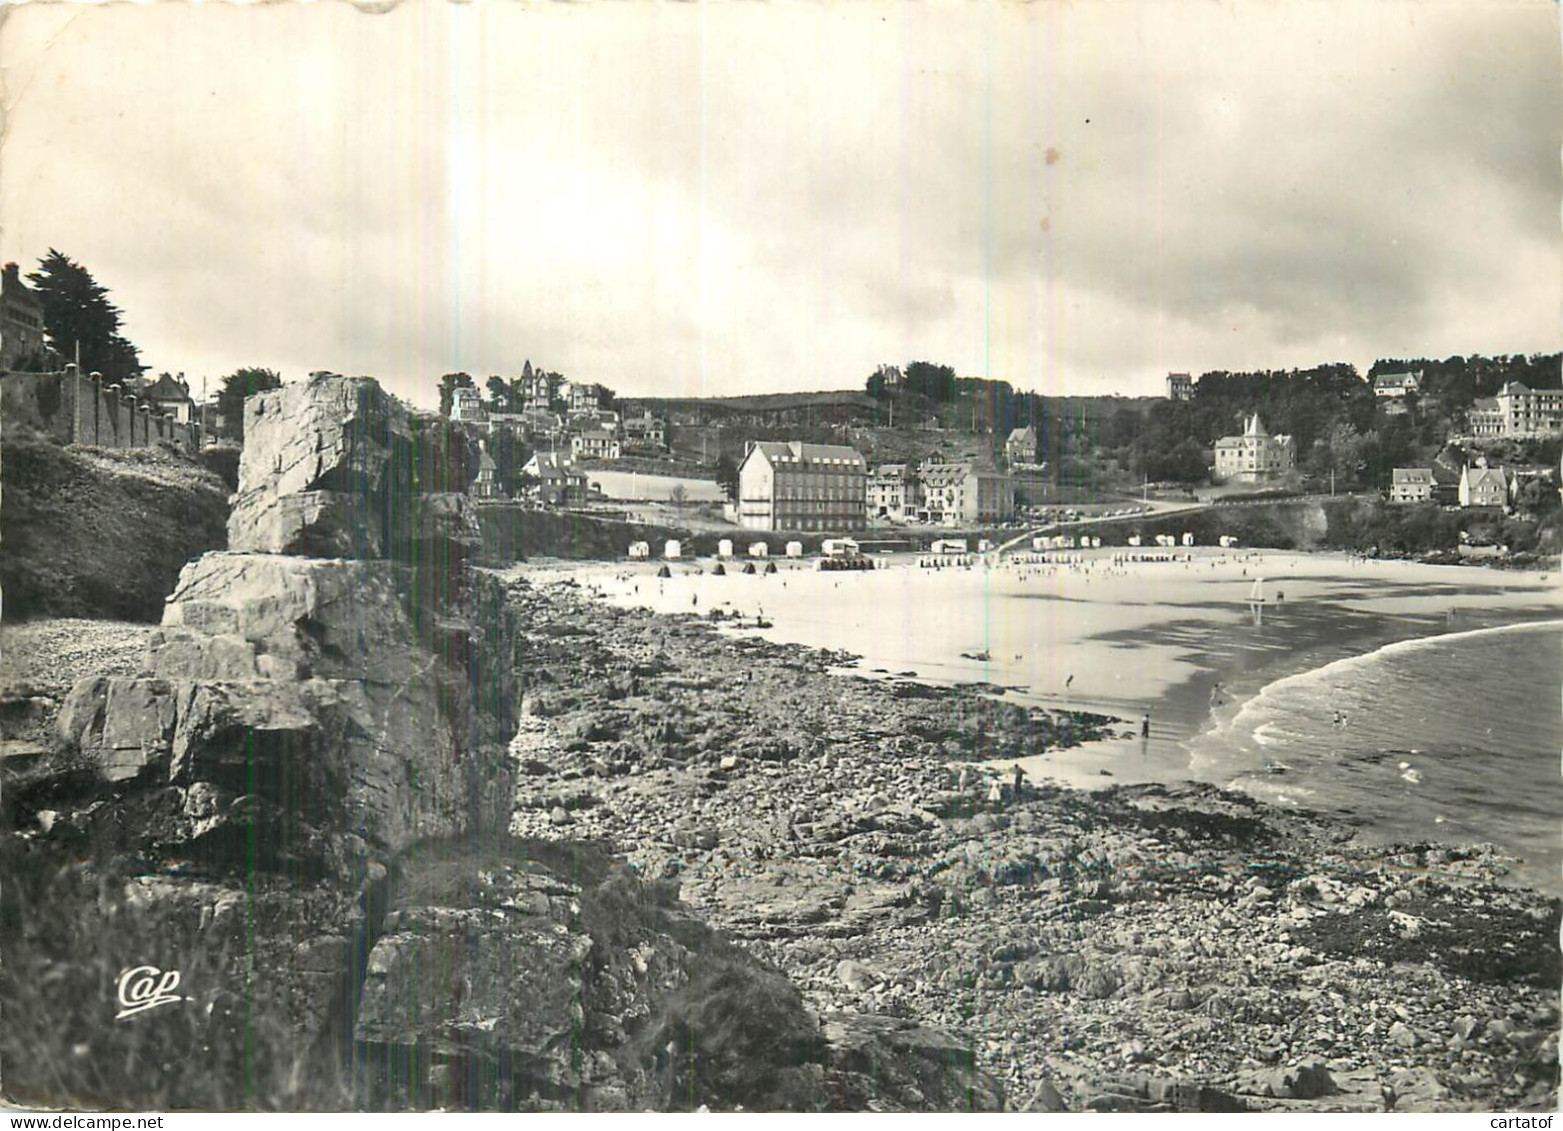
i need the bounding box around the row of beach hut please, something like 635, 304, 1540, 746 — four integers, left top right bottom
629, 539, 808, 561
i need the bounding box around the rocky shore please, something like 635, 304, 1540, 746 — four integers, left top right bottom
504, 574, 1561, 1113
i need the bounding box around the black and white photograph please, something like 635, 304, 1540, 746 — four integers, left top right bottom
0, 0, 1559, 1116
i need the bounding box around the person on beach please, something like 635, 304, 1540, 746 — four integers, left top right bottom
1140, 712, 1151, 738
1011, 762, 1026, 802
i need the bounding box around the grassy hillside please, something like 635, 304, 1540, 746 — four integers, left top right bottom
1, 440, 229, 621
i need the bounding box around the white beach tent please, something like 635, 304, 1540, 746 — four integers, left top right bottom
785, 541, 804, 558
628, 541, 650, 559
718, 539, 734, 558
665, 540, 682, 560
749, 542, 769, 558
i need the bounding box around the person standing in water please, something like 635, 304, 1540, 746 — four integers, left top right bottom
1140, 712, 1151, 738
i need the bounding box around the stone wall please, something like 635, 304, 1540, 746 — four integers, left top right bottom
0, 366, 203, 454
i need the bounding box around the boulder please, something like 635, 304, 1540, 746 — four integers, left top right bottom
1237, 1062, 1336, 1100
822, 1012, 1004, 1111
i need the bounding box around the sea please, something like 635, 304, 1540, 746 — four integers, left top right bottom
1187, 619, 1563, 893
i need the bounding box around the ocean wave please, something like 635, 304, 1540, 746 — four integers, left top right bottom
1217, 617, 1563, 747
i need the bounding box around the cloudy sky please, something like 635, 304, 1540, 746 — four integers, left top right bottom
1, 1, 1557, 409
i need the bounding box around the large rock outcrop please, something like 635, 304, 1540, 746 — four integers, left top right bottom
47, 375, 510, 878
2, 376, 524, 1109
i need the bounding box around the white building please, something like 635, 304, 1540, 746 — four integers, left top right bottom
1373, 371, 1422, 415
1467, 382, 1563, 438
571, 428, 622, 461
916, 462, 1014, 526
1212, 414, 1295, 483
867, 463, 919, 522
737, 441, 868, 532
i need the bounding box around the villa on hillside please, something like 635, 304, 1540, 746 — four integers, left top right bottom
1389, 467, 1436, 504
523, 450, 589, 508
450, 386, 487, 424
737, 440, 867, 532
1004, 426, 1038, 466
622, 410, 667, 451
519, 371, 553, 411
566, 381, 604, 414
1458, 463, 1510, 508
1212, 413, 1295, 484
1372, 371, 1421, 415
571, 428, 622, 461
1467, 382, 1563, 438
1165, 372, 1193, 401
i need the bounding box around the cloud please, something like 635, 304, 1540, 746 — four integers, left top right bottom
0, 1, 1555, 406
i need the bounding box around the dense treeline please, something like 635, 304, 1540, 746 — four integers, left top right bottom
868, 353, 1562, 491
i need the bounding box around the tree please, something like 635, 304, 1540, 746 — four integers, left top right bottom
27, 249, 144, 381
714, 454, 740, 502
438, 372, 474, 418
216, 367, 282, 441
486, 375, 509, 413
670, 483, 688, 509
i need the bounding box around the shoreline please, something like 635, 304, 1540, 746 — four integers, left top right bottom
499, 572, 1560, 1112
514, 548, 1563, 885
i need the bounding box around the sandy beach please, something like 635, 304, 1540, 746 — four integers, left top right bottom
535, 548, 1560, 761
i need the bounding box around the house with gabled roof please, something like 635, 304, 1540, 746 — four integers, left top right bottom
470, 442, 500, 499
1458, 463, 1509, 508
143, 373, 196, 423
522, 450, 589, 508
1389, 467, 1435, 504
1004, 425, 1038, 466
